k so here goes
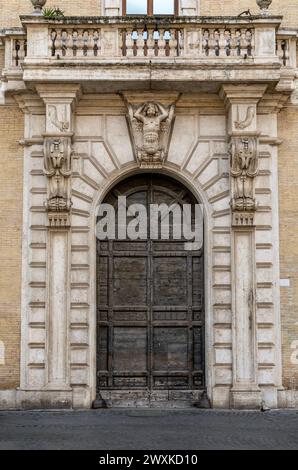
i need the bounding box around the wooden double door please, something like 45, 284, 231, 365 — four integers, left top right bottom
96, 174, 205, 404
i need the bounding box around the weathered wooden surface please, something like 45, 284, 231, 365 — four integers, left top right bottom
96, 175, 205, 405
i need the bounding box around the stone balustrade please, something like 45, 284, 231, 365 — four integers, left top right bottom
0, 16, 297, 96
1, 17, 296, 68
0, 30, 27, 70
276, 35, 297, 68
48, 25, 255, 59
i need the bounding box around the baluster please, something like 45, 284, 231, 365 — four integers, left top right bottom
72, 30, 78, 57
219, 29, 226, 56
250, 29, 255, 57
146, 28, 155, 58
178, 29, 184, 57
12, 40, 18, 67
153, 28, 160, 57
77, 29, 84, 57
82, 30, 88, 57
281, 40, 289, 66
94, 30, 100, 56
55, 29, 63, 57
125, 29, 134, 58
120, 29, 126, 57
143, 27, 148, 57
158, 28, 166, 58
49, 30, 56, 56
225, 29, 231, 57
202, 29, 209, 57
235, 29, 241, 56
131, 29, 138, 57
246, 29, 252, 57
240, 29, 248, 56
61, 30, 67, 57
214, 29, 220, 56
209, 29, 216, 56
18, 40, 26, 63
87, 30, 94, 57
65, 29, 73, 57
136, 29, 144, 57
230, 29, 236, 56
169, 29, 178, 57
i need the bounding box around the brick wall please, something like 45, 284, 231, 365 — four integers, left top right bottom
278, 105, 298, 390
0, 106, 24, 389
0, 0, 102, 28
201, 0, 298, 27
0, 47, 4, 72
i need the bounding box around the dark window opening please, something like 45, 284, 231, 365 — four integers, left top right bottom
123, 0, 178, 16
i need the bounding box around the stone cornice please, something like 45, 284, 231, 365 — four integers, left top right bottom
19, 15, 284, 27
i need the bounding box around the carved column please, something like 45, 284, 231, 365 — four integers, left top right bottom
220, 85, 266, 409
37, 84, 81, 391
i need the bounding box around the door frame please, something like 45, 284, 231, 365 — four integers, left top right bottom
89, 166, 214, 407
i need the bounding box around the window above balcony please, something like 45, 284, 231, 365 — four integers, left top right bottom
123, 0, 178, 16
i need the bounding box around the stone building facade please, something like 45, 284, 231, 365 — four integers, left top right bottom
0, 0, 297, 409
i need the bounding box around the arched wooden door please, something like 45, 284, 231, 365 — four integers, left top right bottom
96, 174, 205, 406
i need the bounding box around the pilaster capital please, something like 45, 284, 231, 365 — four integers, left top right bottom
219, 84, 268, 108
36, 84, 81, 136
35, 84, 82, 106
220, 85, 267, 136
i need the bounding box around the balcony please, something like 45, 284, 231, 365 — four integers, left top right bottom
1, 15, 297, 95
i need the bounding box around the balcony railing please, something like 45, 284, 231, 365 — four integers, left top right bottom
48, 25, 255, 59
1, 16, 297, 83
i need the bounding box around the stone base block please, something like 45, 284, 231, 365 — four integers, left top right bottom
230, 388, 262, 410
0, 389, 74, 410
277, 389, 298, 409
14, 390, 73, 410
212, 386, 231, 408
0, 390, 17, 410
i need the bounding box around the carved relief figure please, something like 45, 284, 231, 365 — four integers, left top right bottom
44, 138, 72, 213
128, 101, 175, 168
230, 137, 258, 211
234, 106, 255, 130
48, 105, 70, 133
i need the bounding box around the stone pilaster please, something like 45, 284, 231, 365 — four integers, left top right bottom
220, 85, 267, 409
36, 84, 81, 392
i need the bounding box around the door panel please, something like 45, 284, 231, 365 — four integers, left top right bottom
96, 174, 205, 402
113, 256, 148, 306
153, 256, 188, 306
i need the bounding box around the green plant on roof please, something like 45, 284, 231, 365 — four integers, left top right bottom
43, 7, 65, 18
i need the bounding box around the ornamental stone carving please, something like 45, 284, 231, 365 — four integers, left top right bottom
48, 105, 70, 133
30, 0, 47, 15
256, 0, 272, 15
44, 137, 72, 227
127, 101, 175, 168
234, 106, 255, 130
230, 137, 259, 212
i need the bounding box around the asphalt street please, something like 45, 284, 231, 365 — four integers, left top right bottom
0, 409, 297, 450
